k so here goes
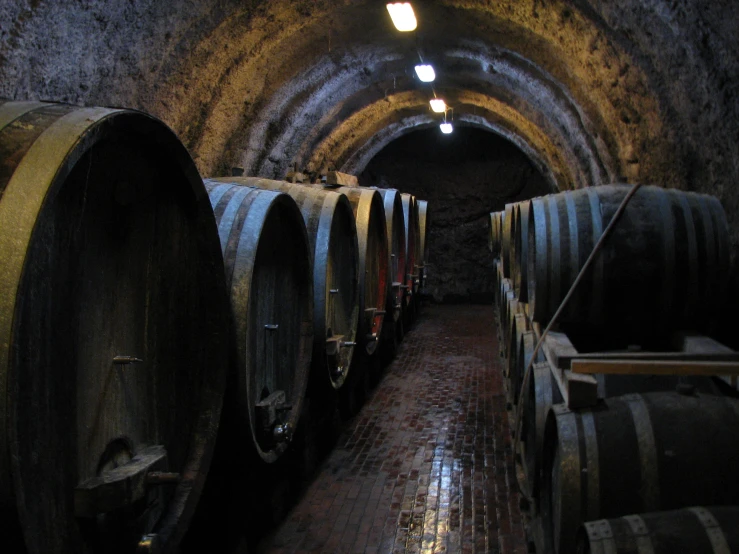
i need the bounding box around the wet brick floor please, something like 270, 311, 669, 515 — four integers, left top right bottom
260, 304, 527, 553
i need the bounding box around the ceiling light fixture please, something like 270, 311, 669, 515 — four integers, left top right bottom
386, 3, 417, 32
440, 122, 453, 134
429, 98, 446, 113
414, 64, 435, 82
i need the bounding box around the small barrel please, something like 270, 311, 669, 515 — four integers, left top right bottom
541, 391, 739, 554
501, 203, 518, 278
577, 506, 739, 554
318, 185, 388, 356
527, 185, 730, 339
417, 199, 429, 289
373, 188, 407, 325
0, 101, 230, 553
513, 202, 532, 302
214, 177, 360, 391
204, 181, 313, 463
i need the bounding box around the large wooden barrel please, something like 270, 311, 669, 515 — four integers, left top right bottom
578, 506, 739, 554
0, 102, 230, 553
373, 188, 406, 325
417, 199, 429, 289
401, 193, 421, 301
512, 202, 532, 302
541, 391, 739, 554
527, 185, 730, 339
521, 370, 721, 503
204, 181, 313, 463
501, 203, 517, 278
322, 186, 388, 356
213, 177, 359, 392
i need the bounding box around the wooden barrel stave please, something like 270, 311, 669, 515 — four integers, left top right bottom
541, 391, 739, 554
204, 181, 313, 463
513, 203, 532, 302
578, 506, 739, 554
0, 102, 230, 553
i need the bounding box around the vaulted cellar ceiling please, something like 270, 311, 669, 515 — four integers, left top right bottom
2, 0, 738, 247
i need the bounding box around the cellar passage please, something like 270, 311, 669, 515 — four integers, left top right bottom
360, 127, 552, 303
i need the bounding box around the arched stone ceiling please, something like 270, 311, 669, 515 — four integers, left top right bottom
1, 1, 738, 220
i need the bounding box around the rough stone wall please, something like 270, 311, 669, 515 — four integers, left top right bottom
359, 127, 552, 303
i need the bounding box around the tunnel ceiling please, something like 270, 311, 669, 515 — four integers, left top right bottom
2, 0, 739, 210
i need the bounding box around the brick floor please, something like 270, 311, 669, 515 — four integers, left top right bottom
258, 304, 527, 554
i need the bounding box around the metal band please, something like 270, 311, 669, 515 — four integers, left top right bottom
687, 507, 731, 554
623, 514, 655, 554
547, 196, 561, 316
675, 192, 699, 320
623, 394, 660, 510
656, 190, 675, 323
581, 411, 600, 521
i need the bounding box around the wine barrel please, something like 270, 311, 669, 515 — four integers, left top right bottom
204, 181, 313, 463
212, 177, 359, 391
372, 188, 406, 325
417, 199, 429, 289
527, 185, 730, 338
501, 203, 517, 278
519, 362, 562, 499
505, 312, 529, 379
541, 391, 739, 554
578, 506, 739, 554
513, 202, 532, 302
401, 193, 421, 301
315, 185, 388, 356
521, 369, 721, 503
0, 102, 230, 553
510, 330, 545, 408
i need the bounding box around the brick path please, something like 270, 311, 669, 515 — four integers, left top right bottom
259, 304, 527, 553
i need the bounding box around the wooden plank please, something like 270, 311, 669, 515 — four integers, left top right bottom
325, 170, 358, 187
564, 370, 599, 408
542, 331, 579, 369
678, 333, 734, 354
570, 359, 739, 376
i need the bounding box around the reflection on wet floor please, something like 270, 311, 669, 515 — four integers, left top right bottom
260, 305, 527, 553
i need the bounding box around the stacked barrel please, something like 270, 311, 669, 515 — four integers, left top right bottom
0, 100, 430, 553
492, 184, 739, 553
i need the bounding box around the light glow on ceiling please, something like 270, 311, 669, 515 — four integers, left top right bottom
386, 3, 417, 32
430, 98, 446, 113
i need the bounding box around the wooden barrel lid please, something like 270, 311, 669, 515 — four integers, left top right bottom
0, 102, 229, 553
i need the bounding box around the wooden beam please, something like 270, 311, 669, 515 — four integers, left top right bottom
326, 171, 358, 187
570, 359, 739, 376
